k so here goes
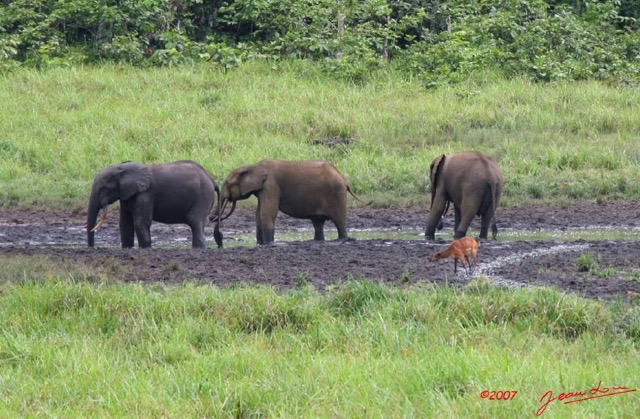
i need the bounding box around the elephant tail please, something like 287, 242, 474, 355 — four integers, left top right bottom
430, 154, 446, 210
346, 185, 372, 206
214, 181, 222, 224
441, 200, 450, 217
214, 181, 225, 248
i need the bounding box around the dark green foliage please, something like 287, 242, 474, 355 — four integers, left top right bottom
1, 0, 638, 84
396, 0, 640, 84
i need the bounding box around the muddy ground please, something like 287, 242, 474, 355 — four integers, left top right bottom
1, 201, 639, 300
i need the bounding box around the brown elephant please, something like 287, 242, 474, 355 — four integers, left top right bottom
211, 159, 366, 244
425, 151, 504, 240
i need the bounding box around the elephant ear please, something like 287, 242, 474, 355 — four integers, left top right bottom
239, 167, 268, 197
119, 164, 152, 201
430, 154, 446, 209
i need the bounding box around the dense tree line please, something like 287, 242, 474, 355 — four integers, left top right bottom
1, 0, 639, 84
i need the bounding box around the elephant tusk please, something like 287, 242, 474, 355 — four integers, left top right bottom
218, 200, 236, 222
210, 199, 227, 223
219, 200, 229, 221
216, 200, 229, 231
90, 207, 109, 232
209, 207, 221, 223
211, 199, 234, 223
218, 199, 227, 221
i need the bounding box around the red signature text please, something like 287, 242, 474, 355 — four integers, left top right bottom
535, 381, 636, 416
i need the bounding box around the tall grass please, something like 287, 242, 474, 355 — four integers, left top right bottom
0, 265, 639, 417
1, 62, 639, 209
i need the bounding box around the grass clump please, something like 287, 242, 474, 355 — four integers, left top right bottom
576, 253, 623, 279
223, 286, 319, 334
577, 253, 601, 272
325, 278, 403, 316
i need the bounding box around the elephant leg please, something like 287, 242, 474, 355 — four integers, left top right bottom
119, 208, 135, 248
453, 206, 462, 233
255, 203, 263, 244
480, 211, 498, 240
333, 211, 348, 240
336, 222, 348, 240
454, 209, 475, 239
134, 211, 153, 248
327, 209, 348, 240
189, 222, 207, 248
312, 219, 326, 241
480, 211, 497, 240
257, 199, 278, 244
479, 215, 490, 240
185, 211, 208, 249
425, 198, 448, 240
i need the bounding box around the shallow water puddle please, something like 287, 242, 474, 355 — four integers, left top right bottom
222, 226, 640, 247
500, 227, 640, 241
1, 224, 639, 248
469, 243, 592, 288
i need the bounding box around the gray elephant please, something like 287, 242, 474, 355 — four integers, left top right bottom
87, 160, 223, 248
425, 151, 504, 240
211, 159, 367, 244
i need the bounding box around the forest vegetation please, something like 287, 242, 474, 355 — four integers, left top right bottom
1, 0, 639, 85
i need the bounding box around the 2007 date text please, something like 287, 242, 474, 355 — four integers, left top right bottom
480, 390, 518, 401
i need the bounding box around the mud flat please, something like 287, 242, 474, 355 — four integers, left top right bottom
1, 202, 639, 300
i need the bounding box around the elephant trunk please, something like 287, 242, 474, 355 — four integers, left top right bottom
87, 191, 103, 247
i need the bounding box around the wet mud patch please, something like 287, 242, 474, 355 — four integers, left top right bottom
1, 201, 639, 300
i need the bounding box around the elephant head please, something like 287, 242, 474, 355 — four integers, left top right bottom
223, 165, 268, 201
211, 164, 268, 223
87, 162, 152, 247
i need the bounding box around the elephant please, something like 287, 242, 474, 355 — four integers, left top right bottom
87, 160, 223, 249
210, 159, 367, 245
425, 151, 503, 240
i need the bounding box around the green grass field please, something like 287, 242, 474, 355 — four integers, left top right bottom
0, 263, 639, 417
1, 63, 639, 417
1, 61, 639, 209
